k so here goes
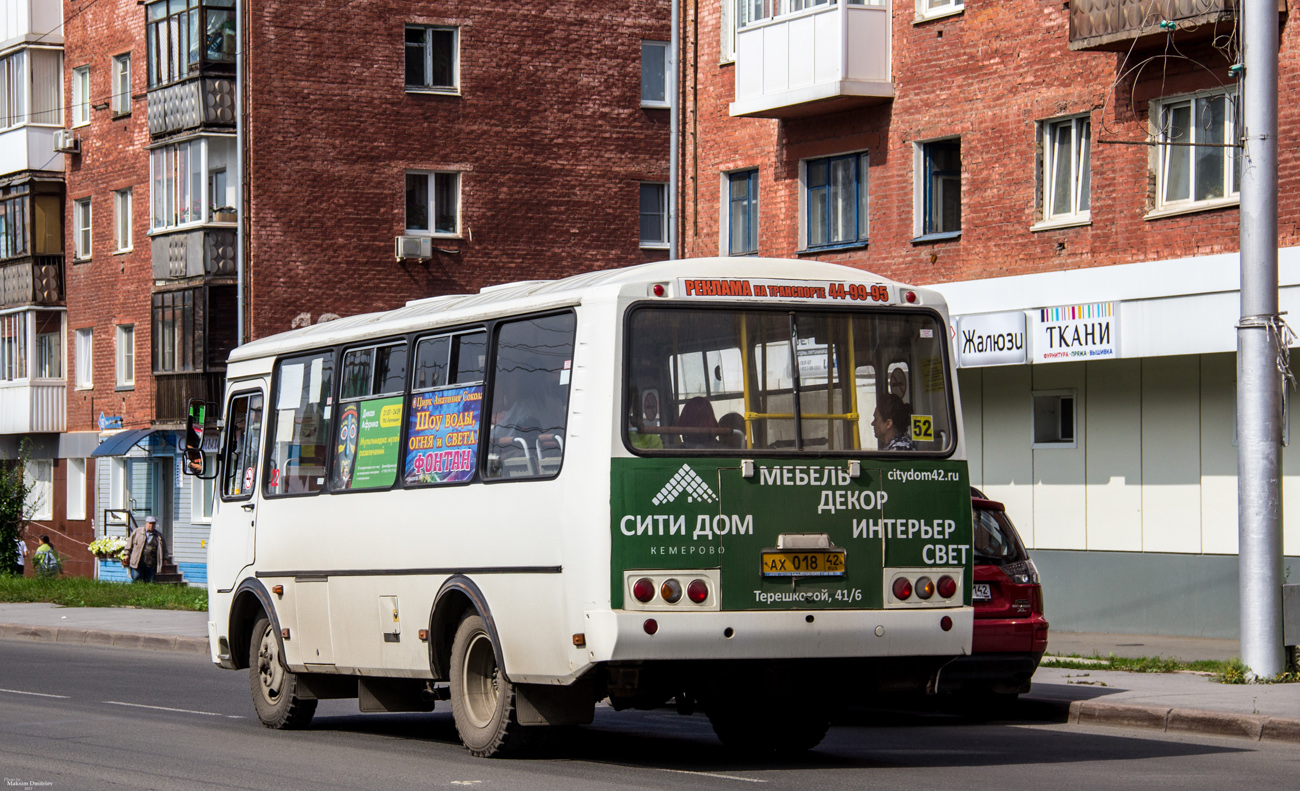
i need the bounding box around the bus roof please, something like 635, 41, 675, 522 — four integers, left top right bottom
230, 257, 940, 363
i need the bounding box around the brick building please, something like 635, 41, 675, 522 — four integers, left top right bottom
679, 0, 1299, 637
44, 0, 670, 581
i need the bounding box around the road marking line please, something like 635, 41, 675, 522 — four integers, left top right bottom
102, 701, 242, 718
0, 688, 70, 699
651, 768, 767, 783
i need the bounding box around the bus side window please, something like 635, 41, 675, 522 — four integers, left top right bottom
221, 392, 263, 499
485, 314, 576, 480
332, 342, 407, 492
266, 352, 335, 496
405, 330, 488, 487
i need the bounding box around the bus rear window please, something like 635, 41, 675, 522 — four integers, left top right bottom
625, 307, 954, 454
266, 351, 335, 495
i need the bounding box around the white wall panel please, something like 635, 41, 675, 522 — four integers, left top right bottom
1032, 362, 1086, 549
1200, 354, 1238, 554
977, 365, 1034, 545
1085, 357, 1143, 551
1284, 350, 1300, 556
957, 368, 983, 487
1142, 356, 1202, 553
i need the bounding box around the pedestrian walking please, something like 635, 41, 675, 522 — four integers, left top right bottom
125, 517, 166, 583
33, 535, 61, 579
13, 528, 27, 576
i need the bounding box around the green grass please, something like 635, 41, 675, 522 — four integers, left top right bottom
0, 574, 206, 611
1041, 652, 1299, 684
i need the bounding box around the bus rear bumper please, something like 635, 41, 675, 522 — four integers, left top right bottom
584, 607, 973, 663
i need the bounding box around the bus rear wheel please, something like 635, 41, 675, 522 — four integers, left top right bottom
249, 614, 317, 729
449, 613, 535, 757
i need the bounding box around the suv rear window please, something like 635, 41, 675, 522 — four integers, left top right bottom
972, 503, 1029, 566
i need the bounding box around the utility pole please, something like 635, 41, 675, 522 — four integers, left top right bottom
1237, 0, 1286, 679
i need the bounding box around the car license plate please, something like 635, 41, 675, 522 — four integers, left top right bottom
973, 583, 992, 601
760, 551, 846, 577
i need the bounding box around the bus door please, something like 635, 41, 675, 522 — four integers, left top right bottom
213, 388, 265, 585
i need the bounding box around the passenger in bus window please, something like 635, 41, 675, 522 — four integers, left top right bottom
677, 397, 718, 449
718, 412, 746, 449
872, 393, 915, 451
489, 374, 543, 474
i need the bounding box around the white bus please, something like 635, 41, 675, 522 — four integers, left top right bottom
192, 258, 974, 756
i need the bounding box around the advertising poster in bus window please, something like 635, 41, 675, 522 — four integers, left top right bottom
405, 385, 484, 485
334, 397, 403, 490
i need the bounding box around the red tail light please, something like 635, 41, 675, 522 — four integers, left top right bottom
643, 618, 658, 635
687, 579, 709, 604
632, 577, 656, 603
937, 575, 958, 599
892, 577, 912, 600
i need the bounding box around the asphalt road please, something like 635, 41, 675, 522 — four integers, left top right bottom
1, 639, 1296, 791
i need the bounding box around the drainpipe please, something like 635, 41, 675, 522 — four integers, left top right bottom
669, 0, 680, 259
235, 0, 245, 344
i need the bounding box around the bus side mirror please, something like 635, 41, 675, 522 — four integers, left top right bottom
185, 400, 217, 479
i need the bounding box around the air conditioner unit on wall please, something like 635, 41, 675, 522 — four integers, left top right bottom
395, 235, 433, 261
53, 129, 79, 153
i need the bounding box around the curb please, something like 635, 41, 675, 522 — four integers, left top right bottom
1066, 698, 1300, 745
0, 623, 208, 655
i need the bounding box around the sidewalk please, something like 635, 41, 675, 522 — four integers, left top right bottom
0, 605, 1296, 745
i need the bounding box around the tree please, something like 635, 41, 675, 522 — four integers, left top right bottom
0, 441, 34, 575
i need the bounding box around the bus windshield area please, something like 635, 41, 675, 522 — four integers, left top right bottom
625, 307, 954, 454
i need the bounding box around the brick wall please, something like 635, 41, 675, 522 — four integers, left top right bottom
62, 0, 153, 435
681, 0, 1297, 287
244, 0, 672, 338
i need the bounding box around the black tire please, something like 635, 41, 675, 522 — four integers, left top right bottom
708, 699, 830, 755
448, 613, 536, 757
248, 614, 317, 729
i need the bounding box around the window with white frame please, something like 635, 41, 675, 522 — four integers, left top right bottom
73, 198, 91, 258
151, 136, 235, 229
24, 459, 52, 521
917, 0, 964, 20
641, 41, 669, 108
72, 66, 90, 126
112, 54, 131, 114
1156, 88, 1239, 211
639, 182, 668, 248
0, 312, 28, 381
404, 171, 459, 235
726, 169, 758, 256
34, 311, 60, 379
405, 26, 458, 92
805, 152, 868, 249
114, 188, 132, 251
1041, 115, 1091, 224
917, 139, 961, 238
66, 458, 87, 521
116, 324, 134, 387
1033, 390, 1076, 447
75, 327, 93, 388
109, 457, 126, 510
145, 0, 235, 88
191, 453, 215, 523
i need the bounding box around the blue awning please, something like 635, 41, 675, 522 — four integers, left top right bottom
90, 429, 158, 457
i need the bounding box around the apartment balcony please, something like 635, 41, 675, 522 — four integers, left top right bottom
1069, 0, 1283, 52
730, 0, 893, 119
0, 379, 64, 433
151, 227, 237, 281
146, 77, 236, 138
154, 372, 225, 425
0, 255, 63, 308
0, 0, 64, 44
0, 126, 63, 177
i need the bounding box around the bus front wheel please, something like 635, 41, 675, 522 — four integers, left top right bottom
249, 614, 317, 729
449, 613, 535, 757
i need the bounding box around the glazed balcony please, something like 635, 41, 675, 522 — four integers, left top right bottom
0, 308, 65, 434
150, 284, 236, 424
730, 0, 893, 119
1069, 0, 1284, 52
0, 0, 64, 44
154, 371, 226, 424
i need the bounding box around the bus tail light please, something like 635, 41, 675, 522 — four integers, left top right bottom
937, 575, 958, 599
892, 577, 913, 600
687, 579, 709, 604
632, 577, 656, 603
915, 576, 935, 600
660, 579, 683, 603
643, 619, 658, 635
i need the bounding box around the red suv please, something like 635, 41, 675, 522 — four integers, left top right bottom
937, 489, 1048, 699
